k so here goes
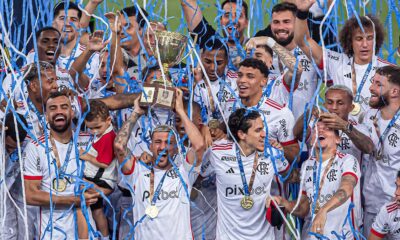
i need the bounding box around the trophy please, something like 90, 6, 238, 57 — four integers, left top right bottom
140, 31, 197, 109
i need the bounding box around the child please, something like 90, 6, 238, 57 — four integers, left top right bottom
79, 99, 117, 239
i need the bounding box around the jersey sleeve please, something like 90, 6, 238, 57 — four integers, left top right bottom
277, 107, 297, 146
321, 49, 343, 77
92, 130, 116, 165
340, 154, 361, 183
22, 141, 43, 180
192, 17, 218, 50
267, 147, 290, 174
370, 204, 391, 238
200, 148, 215, 177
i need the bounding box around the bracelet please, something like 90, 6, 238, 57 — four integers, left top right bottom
296, 10, 309, 20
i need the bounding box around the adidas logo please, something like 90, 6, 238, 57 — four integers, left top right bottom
344, 73, 351, 78
144, 173, 150, 177
226, 168, 235, 174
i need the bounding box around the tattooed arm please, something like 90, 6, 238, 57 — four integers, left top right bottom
114, 96, 144, 174
310, 174, 358, 234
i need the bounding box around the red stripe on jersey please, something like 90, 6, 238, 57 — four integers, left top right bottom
387, 204, 398, 213
377, 57, 394, 66
386, 202, 397, 211
282, 76, 299, 92
227, 98, 236, 102
265, 99, 283, 110
301, 190, 307, 196
24, 175, 43, 180
342, 172, 358, 184
371, 228, 386, 238
279, 163, 290, 174
212, 147, 233, 151
280, 139, 297, 147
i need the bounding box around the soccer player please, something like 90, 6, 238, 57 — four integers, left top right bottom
294, 0, 393, 121
23, 91, 99, 239
222, 58, 299, 162
201, 108, 289, 239
272, 120, 361, 239
114, 89, 205, 239
369, 170, 400, 240
361, 65, 400, 236
181, 0, 249, 66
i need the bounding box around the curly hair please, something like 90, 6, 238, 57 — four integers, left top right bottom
339, 15, 384, 56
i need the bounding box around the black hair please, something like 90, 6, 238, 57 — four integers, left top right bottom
256, 44, 273, 58
228, 108, 260, 141
271, 2, 297, 15
238, 58, 270, 78
121, 6, 149, 29
24, 61, 55, 84
53, 1, 82, 19
5, 112, 28, 143
203, 37, 229, 59
375, 65, 400, 87
221, 0, 249, 19
47, 89, 70, 102
36, 26, 61, 39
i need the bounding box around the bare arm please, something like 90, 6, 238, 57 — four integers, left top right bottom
80, 0, 103, 29
24, 180, 98, 206
175, 89, 205, 166
311, 174, 357, 233
180, 0, 204, 31
271, 194, 310, 218
114, 97, 144, 173
294, 0, 323, 65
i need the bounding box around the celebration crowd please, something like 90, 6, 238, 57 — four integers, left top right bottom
1, 0, 400, 239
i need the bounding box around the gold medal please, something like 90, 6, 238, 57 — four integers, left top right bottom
145, 205, 159, 219
52, 178, 67, 192
208, 119, 220, 130
240, 196, 254, 210
350, 102, 361, 116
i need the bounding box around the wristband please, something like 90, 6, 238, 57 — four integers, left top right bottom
296, 10, 309, 20
266, 37, 276, 48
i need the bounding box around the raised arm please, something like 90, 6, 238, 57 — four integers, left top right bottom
80, 0, 103, 29
180, 0, 204, 31
294, 0, 323, 65
69, 30, 108, 91
175, 89, 205, 166
246, 36, 303, 87
114, 96, 144, 173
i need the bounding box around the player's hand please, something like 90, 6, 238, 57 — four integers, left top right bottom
83, 191, 100, 206
296, 0, 316, 11
174, 88, 185, 115
266, 195, 284, 209
105, 12, 121, 33
88, 30, 109, 52
311, 209, 327, 235
133, 94, 145, 116
319, 112, 347, 131
245, 36, 269, 50
140, 151, 153, 165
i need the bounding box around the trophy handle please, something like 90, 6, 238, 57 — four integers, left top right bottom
180, 32, 198, 63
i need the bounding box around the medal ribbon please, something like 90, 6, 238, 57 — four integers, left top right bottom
235, 146, 259, 197
351, 59, 373, 103
149, 167, 169, 206
49, 134, 74, 177
312, 155, 335, 212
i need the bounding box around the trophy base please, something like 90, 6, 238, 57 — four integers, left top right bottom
140, 83, 176, 109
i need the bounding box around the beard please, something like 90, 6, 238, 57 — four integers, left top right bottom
48, 118, 71, 133
272, 31, 294, 47
369, 93, 389, 109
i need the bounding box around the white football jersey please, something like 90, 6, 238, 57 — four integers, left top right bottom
323, 49, 393, 121
203, 139, 289, 239
362, 109, 400, 214
124, 156, 199, 239
222, 96, 297, 146
270, 47, 319, 120
371, 201, 400, 239
300, 152, 361, 239
193, 69, 238, 123
22, 132, 89, 240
